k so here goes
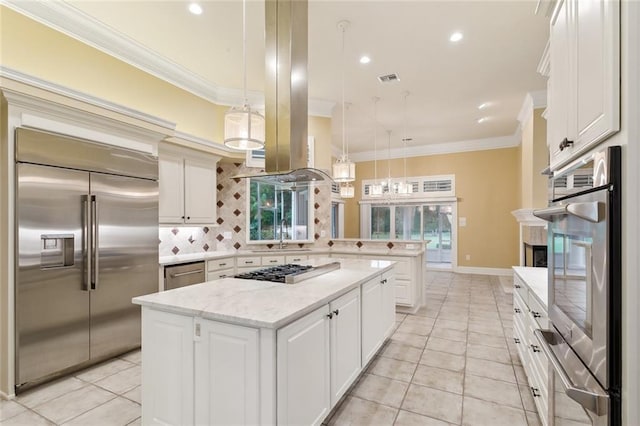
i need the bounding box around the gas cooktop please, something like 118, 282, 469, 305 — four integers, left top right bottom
234, 262, 340, 284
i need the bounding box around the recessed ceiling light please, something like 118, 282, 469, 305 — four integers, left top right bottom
449, 32, 463, 42
188, 3, 203, 15
478, 102, 491, 110
477, 117, 489, 124
359, 56, 371, 64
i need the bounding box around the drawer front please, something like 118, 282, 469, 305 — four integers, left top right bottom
237, 257, 260, 267
394, 280, 410, 305
513, 274, 529, 307
207, 258, 233, 272
285, 254, 308, 263
236, 266, 262, 274
386, 257, 411, 279
527, 294, 548, 330
262, 255, 285, 266
207, 268, 235, 280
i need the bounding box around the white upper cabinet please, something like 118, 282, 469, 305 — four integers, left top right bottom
547, 0, 620, 170
159, 144, 220, 224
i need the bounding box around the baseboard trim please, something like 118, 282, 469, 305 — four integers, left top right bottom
0, 389, 16, 400
453, 266, 513, 276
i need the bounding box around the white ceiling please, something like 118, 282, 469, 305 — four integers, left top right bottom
41, 1, 549, 156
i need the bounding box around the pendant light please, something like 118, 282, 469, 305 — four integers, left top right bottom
369, 97, 383, 197
332, 20, 356, 182
223, 0, 265, 151
339, 182, 355, 198
397, 91, 413, 196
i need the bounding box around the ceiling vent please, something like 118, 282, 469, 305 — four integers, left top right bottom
377, 73, 400, 83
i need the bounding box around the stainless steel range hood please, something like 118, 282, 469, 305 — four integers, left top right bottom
234, 0, 332, 185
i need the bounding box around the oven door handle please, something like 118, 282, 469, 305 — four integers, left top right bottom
533, 202, 602, 223
534, 329, 609, 416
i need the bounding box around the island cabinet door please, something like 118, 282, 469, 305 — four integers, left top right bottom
330, 287, 362, 407
141, 308, 194, 426
381, 271, 396, 339
194, 320, 260, 426
361, 275, 384, 366
277, 305, 331, 426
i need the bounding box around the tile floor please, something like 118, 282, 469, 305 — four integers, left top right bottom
1, 271, 539, 426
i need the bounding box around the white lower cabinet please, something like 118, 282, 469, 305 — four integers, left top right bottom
329, 289, 361, 406
194, 320, 260, 426
361, 271, 395, 366
277, 305, 331, 426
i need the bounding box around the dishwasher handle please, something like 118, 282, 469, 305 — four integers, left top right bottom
170, 269, 205, 278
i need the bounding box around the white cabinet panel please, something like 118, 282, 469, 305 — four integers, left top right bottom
286, 254, 308, 263
158, 155, 185, 223
141, 308, 194, 426
381, 271, 396, 339
361, 276, 383, 366
261, 255, 285, 266
277, 305, 331, 426
330, 288, 361, 406
195, 321, 259, 426
184, 157, 216, 224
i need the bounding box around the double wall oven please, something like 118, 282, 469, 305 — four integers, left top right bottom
534, 146, 621, 426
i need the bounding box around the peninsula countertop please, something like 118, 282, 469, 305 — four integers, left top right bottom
513, 266, 548, 309
135, 258, 394, 329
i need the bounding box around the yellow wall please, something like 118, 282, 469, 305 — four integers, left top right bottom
520, 108, 548, 208
347, 148, 521, 269
309, 116, 332, 171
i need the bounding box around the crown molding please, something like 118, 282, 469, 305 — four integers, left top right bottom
164, 131, 245, 159
537, 39, 551, 77
2, 0, 334, 118
350, 134, 520, 162
517, 90, 547, 130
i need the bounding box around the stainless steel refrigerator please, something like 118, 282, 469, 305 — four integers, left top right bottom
15, 127, 159, 392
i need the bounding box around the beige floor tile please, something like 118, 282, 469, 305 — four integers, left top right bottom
396, 322, 433, 337
467, 332, 507, 349
434, 319, 467, 331
93, 365, 140, 395
394, 410, 452, 426
126, 417, 141, 426
425, 337, 466, 355
0, 400, 27, 422
380, 342, 424, 363
403, 316, 435, 327
514, 365, 529, 385
62, 396, 140, 426
401, 384, 462, 424
413, 306, 440, 319
466, 343, 512, 364
327, 396, 397, 426
419, 349, 465, 372
467, 322, 504, 337
525, 410, 542, 426
390, 331, 428, 349
351, 374, 408, 408
122, 386, 142, 404
411, 365, 463, 394
461, 396, 527, 426
464, 375, 523, 409
17, 378, 86, 409
368, 357, 417, 383
465, 358, 516, 383
75, 359, 136, 383
32, 384, 115, 424
119, 350, 141, 365
0, 409, 54, 426
396, 313, 408, 322
430, 328, 467, 343
519, 385, 536, 412
436, 312, 469, 322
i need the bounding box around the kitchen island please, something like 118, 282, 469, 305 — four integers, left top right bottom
133, 258, 396, 426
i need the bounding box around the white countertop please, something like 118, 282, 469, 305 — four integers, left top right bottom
135, 258, 394, 329
513, 266, 548, 309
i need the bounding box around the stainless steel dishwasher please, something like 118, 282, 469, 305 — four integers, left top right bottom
164, 261, 206, 290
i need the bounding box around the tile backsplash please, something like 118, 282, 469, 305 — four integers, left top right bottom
159, 161, 332, 257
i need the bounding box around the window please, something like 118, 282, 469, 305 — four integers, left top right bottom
371, 206, 391, 239
394, 206, 421, 240
248, 180, 311, 242
423, 204, 453, 264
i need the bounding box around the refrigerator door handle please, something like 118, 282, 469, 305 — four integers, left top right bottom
534, 329, 609, 415
91, 195, 99, 290
82, 195, 91, 291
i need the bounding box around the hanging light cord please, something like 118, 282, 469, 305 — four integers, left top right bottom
242, 0, 248, 105
387, 130, 392, 192
341, 25, 346, 160
373, 97, 379, 182
403, 92, 409, 184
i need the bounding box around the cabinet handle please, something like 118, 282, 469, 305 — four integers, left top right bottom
559, 137, 574, 151
514, 338, 521, 344
380, 278, 388, 284
514, 308, 522, 313
326, 312, 334, 319
530, 344, 541, 353
333, 309, 339, 316
181, 216, 185, 219
219, 263, 227, 267
531, 311, 541, 319
531, 387, 541, 398
187, 216, 191, 220
514, 284, 521, 289
246, 261, 254, 264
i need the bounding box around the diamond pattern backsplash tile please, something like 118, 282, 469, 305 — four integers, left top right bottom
159, 162, 332, 256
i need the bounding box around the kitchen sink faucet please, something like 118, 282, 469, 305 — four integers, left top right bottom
279, 219, 288, 249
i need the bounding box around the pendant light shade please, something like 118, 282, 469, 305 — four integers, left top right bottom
339, 182, 355, 198
333, 20, 356, 182
224, 0, 265, 150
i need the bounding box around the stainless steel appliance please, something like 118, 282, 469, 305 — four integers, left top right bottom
234, 262, 340, 284
164, 261, 205, 290
534, 146, 621, 425
15, 128, 159, 392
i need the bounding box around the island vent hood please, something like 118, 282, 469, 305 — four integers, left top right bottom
233, 0, 332, 185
